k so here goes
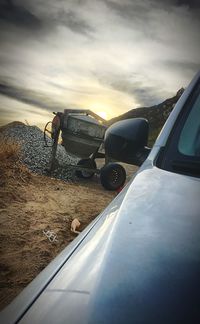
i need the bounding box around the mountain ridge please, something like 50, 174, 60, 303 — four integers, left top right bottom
108, 88, 185, 146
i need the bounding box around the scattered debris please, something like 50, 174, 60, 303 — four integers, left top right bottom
71, 218, 81, 234
43, 229, 58, 243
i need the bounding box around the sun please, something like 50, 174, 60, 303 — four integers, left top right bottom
97, 111, 107, 120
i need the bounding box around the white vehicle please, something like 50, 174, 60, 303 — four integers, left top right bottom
1, 71, 200, 323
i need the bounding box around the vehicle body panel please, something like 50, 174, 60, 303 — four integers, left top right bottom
19, 167, 200, 323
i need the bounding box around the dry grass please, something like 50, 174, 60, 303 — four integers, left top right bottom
0, 137, 20, 161
0, 136, 32, 208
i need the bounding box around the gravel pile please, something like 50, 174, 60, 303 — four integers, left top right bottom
1, 122, 78, 181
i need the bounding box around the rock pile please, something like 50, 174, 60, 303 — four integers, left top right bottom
1, 122, 78, 181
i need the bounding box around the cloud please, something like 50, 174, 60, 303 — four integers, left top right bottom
0, 81, 68, 112
161, 60, 200, 73
94, 70, 170, 107
0, 93, 52, 127
0, 0, 200, 124
103, 0, 149, 21
52, 9, 94, 36
0, 0, 42, 29
0, 0, 94, 38
47, 81, 97, 95
176, 0, 200, 8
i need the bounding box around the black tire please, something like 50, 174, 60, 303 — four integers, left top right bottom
75, 159, 97, 179
100, 163, 126, 191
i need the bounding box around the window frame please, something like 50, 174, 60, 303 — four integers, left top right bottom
157, 76, 200, 178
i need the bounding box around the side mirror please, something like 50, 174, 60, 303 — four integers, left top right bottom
104, 118, 151, 166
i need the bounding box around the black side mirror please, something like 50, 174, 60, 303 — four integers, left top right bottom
104, 118, 151, 166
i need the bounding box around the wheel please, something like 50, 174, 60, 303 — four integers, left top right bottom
100, 163, 126, 191
75, 159, 97, 179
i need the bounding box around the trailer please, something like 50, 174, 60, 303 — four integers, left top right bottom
44, 109, 126, 190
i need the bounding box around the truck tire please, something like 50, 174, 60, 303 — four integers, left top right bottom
100, 163, 126, 191
75, 159, 97, 179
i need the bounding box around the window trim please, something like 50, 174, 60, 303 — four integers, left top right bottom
157, 76, 200, 178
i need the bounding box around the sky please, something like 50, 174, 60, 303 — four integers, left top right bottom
0, 0, 200, 127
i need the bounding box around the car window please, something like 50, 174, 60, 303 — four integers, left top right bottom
158, 77, 200, 177
178, 92, 200, 157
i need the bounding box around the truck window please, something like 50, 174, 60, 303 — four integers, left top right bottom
158, 77, 200, 177
178, 92, 200, 157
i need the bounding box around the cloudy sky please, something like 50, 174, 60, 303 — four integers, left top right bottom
0, 0, 199, 127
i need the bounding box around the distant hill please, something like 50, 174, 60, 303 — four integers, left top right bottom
108, 88, 185, 146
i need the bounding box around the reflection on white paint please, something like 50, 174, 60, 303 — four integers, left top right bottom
48, 207, 119, 292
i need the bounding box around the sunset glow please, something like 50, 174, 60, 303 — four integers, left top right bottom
0, 0, 199, 127
97, 111, 108, 120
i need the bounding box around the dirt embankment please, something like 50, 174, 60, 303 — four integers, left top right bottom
0, 134, 116, 311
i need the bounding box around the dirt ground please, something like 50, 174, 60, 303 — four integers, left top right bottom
0, 133, 137, 311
